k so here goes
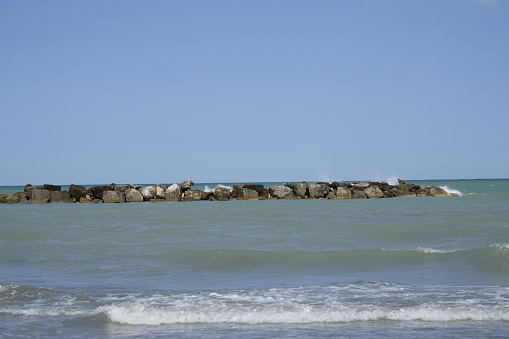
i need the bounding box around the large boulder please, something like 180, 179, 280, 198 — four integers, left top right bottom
397, 181, 422, 193
364, 185, 385, 199
125, 189, 143, 202
31, 189, 50, 203
214, 186, 231, 201
89, 185, 112, 199
5, 192, 26, 203
376, 182, 394, 193
429, 186, 449, 197
44, 184, 61, 191
154, 185, 166, 199
241, 188, 259, 200
25, 185, 43, 200
335, 187, 352, 199
49, 191, 72, 203
102, 191, 126, 203
165, 184, 181, 201
308, 183, 330, 199
286, 182, 308, 198
352, 189, 367, 199
0, 194, 7, 203
242, 184, 269, 199
182, 190, 208, 201
69, 184, 88, 201
269, 186, 294, 199
139, 186, 156, 201
419, 186, 449, 197
180, 179, 194, 192
232, 185, 259, 200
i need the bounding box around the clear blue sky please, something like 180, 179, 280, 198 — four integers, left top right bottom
1, 0, 508, 185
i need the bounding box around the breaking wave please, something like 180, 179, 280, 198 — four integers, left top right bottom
440, 185, 464, 196
103, 304, 509, 325
203, 184, 233, 193
3, 282, 508, 326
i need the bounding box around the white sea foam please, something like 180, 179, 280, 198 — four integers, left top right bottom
0, 307, 89, 316
415, 247, 459, 254
489, 243, 509, 250
203, 184, 232, 193
103, 304, 509, 325
382, 247, 459, 254
439, 185, 464, 196
384, 176, 400, 186
0, 284, 14, 293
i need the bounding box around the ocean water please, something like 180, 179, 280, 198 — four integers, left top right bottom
1, 179, 508, 338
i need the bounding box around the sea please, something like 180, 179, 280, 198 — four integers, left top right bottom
1, 179, 508, 338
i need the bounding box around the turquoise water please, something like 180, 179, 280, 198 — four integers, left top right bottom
1, 179, 508, 337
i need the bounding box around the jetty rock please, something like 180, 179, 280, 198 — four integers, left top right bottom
269, 186, 294, 199
286, 182, 308, 198
139, 186, 156, 201
308, 183, 331, 199
70, 184, 88, 201
214, 186, 231, 201
1, 179, 460, 204
164, 184, 181, 201
125, 189, 143, 202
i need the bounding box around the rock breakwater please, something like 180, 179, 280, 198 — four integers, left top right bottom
0, 179, 458, 204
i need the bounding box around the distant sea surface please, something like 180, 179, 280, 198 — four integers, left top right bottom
1, 179, 508, 338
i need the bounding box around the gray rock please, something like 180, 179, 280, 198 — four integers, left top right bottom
364, 185, 385, 199
44, 184, 61, 191
89, 185, 111, 199
397, 181, 422, 193
352, 189, 367, 199
308, 183, 330, 199
102, 191, 126, 203
419, 186, 449, 197
180, 179, 194, 191
49, 191, 71, 203
335, 187, 352, 199
155, 186, 166, 199
182, 190, 206, 201
269, 185, 294, 199
5, 192, 26, 203
69, 184, 88, 201
214, 187, 231, 201
25, 185, 43, 200
139, 186, 156, 201
243, 184, 265, 195
286, 182, 308, 198
234, 186, 259, 200
232, 184, 266, 199
31, 189, 50, 203
125, 189, 144, 202
165, 184, 181, 201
